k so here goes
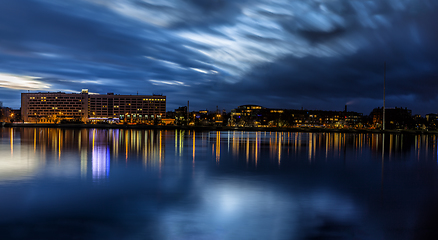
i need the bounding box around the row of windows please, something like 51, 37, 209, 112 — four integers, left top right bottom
89, 98, 165, 101
90, 107, 165, 110
28, 97, 83, 100
91, 110, 165, 114
27, 102, 82, 105
28, 109, 80, 111
90, 102, 164, 105
28, 99, 82, 101
29, 112, 83, 115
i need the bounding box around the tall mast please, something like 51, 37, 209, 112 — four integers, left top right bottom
383, 62, 386, 131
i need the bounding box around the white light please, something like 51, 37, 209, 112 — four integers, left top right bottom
0, 73, 50, 90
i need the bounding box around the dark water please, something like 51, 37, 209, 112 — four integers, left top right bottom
1, 128, 438, 240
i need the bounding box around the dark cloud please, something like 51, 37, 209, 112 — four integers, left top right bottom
185, 0, 227, 12
219, 11, 438, 114
0, 0, 437, 115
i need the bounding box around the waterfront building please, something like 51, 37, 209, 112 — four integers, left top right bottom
230, 105, 265, 127
21, 91, 88, 123
370, 107, 413, 129
88, 93, 166, 123
21, 90, 166, 123
230, 105, 363, 128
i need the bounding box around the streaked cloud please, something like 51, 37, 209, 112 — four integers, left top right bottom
0, 0, 437, 114
149, 79, 189, 87
0, 73, 51, 90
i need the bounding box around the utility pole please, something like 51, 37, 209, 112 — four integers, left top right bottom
383, 62, 386, 131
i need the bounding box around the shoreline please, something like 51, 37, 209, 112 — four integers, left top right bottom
2, 122, 436, 134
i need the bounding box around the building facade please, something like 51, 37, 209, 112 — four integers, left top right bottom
21, 92, 88, 123
21, 90, 166, 123
88, 93, 166, 123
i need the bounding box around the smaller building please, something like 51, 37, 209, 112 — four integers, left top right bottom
230, 105, 265, 127
370, 107, 413, 129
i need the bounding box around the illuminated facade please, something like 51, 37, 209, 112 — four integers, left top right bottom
230, 105, 265, 127
230, 105, 363, 128
89, 93, 166, 123
21, 91, 166, 123
21, 92, 88, 123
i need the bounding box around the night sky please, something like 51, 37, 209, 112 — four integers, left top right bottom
0, 0, 438, 115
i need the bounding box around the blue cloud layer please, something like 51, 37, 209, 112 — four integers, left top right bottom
0, 0, 437, 115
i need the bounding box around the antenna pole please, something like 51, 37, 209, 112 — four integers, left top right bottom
383, 62, 386, 131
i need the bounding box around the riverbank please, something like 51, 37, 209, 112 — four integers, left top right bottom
2, 122, 437, 134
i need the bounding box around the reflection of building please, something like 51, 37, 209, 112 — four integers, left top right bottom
21, 90, 166, 123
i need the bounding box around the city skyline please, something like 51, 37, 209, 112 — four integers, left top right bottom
0, 89, 436, 117
1, 1, 438, 115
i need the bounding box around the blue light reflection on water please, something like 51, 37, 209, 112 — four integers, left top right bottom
0, 128, 438, 239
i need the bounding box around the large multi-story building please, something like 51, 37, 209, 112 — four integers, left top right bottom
230, 105, 363, 128
21, 90, 166, 123
21, 91, 88, 123
88, 93, 166, 123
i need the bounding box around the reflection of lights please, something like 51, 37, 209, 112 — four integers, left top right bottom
216, 131, 220, 163
58, 130, 62, 160
159, 131, 162, 167
255, 132, 258, 167
278, 132, 282, 165
10, 128, 13, 156
34, 128, 36, 153
193, 130, 196, 163
92, 131, 110, 180
308, 133, 313, 162
92, 145, 110, 180
179, 130, 183, 157
81, 148, 87, 179
246, 133, 249, 163
175, 129, 178, 156
125, 130, 129, 161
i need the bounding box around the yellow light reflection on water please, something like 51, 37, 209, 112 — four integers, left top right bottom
193, 130, 196, 163
216, 131, 221, 164
246, 132, 249, 163
10, 128, 13, 156
255, 132, 259, 167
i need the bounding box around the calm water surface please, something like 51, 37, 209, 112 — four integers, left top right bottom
1, 127, 438, 239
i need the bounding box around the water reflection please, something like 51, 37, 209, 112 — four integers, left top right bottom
91, 130, 110, 180
1, 128, 438, 239
1, 128, 437, 181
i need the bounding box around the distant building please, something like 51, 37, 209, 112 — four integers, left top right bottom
229, 104, 363, 128
425, 113, 438, 122
370, 107, 413, 129
21, 90, 166, 123
230, 105, 265, 126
